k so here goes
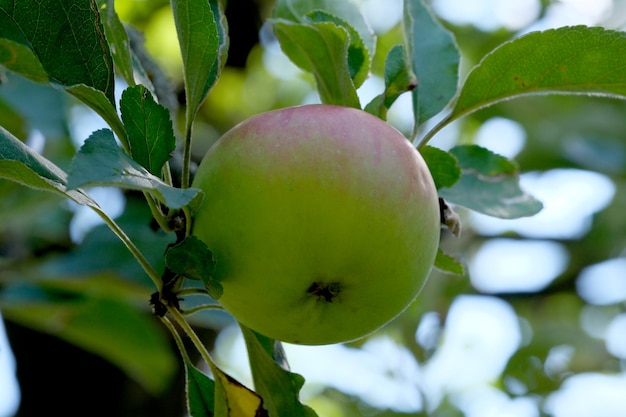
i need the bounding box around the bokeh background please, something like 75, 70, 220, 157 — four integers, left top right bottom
2, 0, 626, 416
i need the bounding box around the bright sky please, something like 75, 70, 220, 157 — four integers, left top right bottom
0, 318, 20, 417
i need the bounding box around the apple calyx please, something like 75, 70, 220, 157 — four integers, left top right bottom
307, 281, 343, 303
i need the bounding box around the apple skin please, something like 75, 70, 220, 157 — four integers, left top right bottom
192, 104, 440, 345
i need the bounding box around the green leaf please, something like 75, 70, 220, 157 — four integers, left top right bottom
420, 145, 461, 189
450, 26, 626, 122
434, 248, 465, 275
120, 85, 176, 176
439, 145, 543, 219
94, 0, 136, 86
165, 236, 222, 299
67, 129, 200, 209
0, 275, 177, 394
403, 0, 459, 127
208, 0, 229, 87
40, 198, 174, 283
0, 9, 48, 84
1, 128, 66, 184
171, 0, 228, 128
273, 0, 375, 59
0, 72, 69, 140
271, 0, 374, 107
273, 19, 360, 107
0, 126, 96, 206
365, 44, 415, 119
0, 95, 27, 139
241, 326, 319, 417
0, 4, 126, 146
305, 10, 369, 88
0, 38, 48, 83
185, 361, 216, 417
0, 0, 115, 104
64, 84, 128, 149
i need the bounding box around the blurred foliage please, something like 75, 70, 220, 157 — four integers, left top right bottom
2, 0, 626, 416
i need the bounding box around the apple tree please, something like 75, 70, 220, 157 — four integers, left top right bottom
1, 0, 626, 416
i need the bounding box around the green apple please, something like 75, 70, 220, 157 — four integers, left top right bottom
192, 104, 440, 345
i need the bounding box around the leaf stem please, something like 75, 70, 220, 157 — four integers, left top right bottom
144, 193, 172, 232
178, 287, 210, 296
183, 304, 224, 316
181, 128, 193, 189
159, 315, 196, 367
414, 112, 453, 150
111, 118, 131, 155
167, 304, 219, 372
90, 203, 163, 292
182, 206, 193, 236
162, 161, 174, 187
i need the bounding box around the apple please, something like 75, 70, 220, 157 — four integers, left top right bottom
191, 104, 440, 345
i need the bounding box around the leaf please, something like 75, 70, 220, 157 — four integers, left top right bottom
403, 0, 459, 127
0, 126, 96, 206
0, 72, 69, 139
0, 38, 48, 83
94, 0, 135, 86
365, 44, 415, 119
185, 361, 216, 417
212, 364, 269, 417
208, 0, 229, 89
0, 0, 115, 104
120, 85, 176, 176
67, 129, 200, 209
450, 26, 626, 122
241, 326, 318, 417
305, 10, 369, 88
273, 0, 375, 59
434, 248, 465, 275
165, 236, 222, 299
271, 0, 374, 107
0, 4, 126, 146
0, 94, 27, 139
439, 145, 543, 219
0, 134, 179, 396
171, 0, 228, 128
39, 197, 174, 283
0, 275, 178, 394
64, 84, 128, 149
1, 128, 67, 184
272, 19, 360, 107
420, 145, 461, 189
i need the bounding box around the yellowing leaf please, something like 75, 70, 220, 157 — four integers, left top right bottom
212, 366, 268, 417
